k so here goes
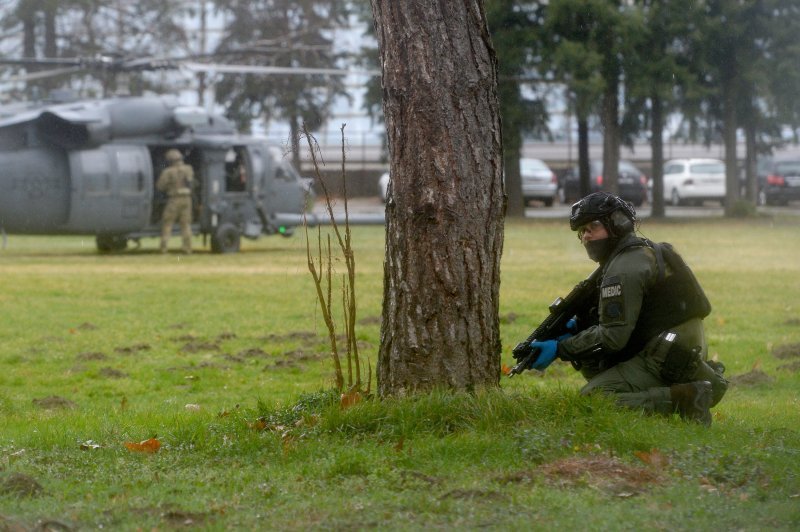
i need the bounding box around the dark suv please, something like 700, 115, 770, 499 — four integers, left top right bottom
560, 159, 648, 207
757, 158, 800, 206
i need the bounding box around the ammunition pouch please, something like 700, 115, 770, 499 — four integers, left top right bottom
658, 332, 702, 383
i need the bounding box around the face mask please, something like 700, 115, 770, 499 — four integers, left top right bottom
584, 237, 615, 263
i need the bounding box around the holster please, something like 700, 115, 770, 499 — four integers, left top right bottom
656, 331, 702, 383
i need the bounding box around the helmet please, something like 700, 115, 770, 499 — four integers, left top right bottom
569, 192, 636, 235
165, 149, 183, 163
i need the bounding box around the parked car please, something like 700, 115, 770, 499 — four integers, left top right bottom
378, 171, 390, 202
560, 160, 648, 207
519, 158, 558, 206
663, 158, 726, 206
757, 158, 800, 206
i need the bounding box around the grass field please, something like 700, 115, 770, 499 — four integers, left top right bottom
1, 214, 799, 530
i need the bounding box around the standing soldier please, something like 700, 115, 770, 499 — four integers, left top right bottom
157, 149, 194, 254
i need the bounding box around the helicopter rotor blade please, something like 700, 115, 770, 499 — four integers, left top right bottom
2, 66, 85, 83
181, 62, 379, 77
0, 57, 85, 67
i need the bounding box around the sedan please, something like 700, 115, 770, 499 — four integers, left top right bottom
757, 158, 800, 206
560, 160, 648, 207
378, 171, 390, 202
520, 158, 557, 206
664, 158, 725, 206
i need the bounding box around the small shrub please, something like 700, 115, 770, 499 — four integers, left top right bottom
728, 199, 757, 218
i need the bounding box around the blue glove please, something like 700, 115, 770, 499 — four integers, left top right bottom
529, 339, 559, 371
557, 318, 577, 342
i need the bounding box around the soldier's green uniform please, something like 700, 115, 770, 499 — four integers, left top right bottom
529, 192, 727, 425
558, 232, 728, 415
157, 149, 194, 254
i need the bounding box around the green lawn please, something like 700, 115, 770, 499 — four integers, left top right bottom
1, 215, 799, 530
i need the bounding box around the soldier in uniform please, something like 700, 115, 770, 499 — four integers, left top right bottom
156, 149, 194, 254
527, 192, 728, 426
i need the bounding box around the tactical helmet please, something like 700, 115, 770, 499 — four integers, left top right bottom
165, 149, 183, 163
569, 192, 636, 235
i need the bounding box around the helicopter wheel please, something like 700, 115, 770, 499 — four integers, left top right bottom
96, 235, 128, 253
211, 223, 241, 254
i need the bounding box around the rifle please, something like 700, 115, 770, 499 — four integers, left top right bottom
508, 267, 602, 376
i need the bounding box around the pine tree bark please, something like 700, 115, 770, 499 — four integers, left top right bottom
371, 1, 505, 395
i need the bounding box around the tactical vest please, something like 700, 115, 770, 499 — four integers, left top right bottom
621, 240, 712, 353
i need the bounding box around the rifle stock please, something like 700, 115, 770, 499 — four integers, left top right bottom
508, 268, 601, 376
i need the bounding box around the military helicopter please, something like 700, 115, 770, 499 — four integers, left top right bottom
0, 55, 376, 253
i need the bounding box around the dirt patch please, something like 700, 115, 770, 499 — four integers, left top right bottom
438, 488, 505, 502
773, 343, 800, 359
536, 455, 662, 496
270, 359, 299, 369
1, 473, 44, 497
162, 510, 212, 527
181, 341, 221, 353
76, 351, 108, 361
32, 396, 77, 410
76, 322, 98, 331
237, 347, 269, 359
777, 360, 800, 372
261, 331, 317, 345
98, 367, 128, 379
0, 514, 28, 531
729, 369, 774, 386
114, 343, 151, 355
783, 318, 800, 326
284, 349, 325, 361
267, 350, 326, 370
216, 332, 237, 341
167, 362, 228, 372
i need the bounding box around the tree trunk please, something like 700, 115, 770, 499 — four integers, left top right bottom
371, 1, 505, 395
722, 81, 740, 216
601, 78, 620, 194
650, 94, 665, 218
499, 79, 524, 218
744, 121, 758, 203
577, 116, 590, 200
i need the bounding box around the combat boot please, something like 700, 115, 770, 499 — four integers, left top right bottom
670, 381, 712, 427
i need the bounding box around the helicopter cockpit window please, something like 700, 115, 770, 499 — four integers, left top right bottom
224, 147, 248, 192
80, 151, 111, 196
277, 162, 298, 182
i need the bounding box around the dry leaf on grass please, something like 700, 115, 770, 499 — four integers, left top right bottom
124, 438, 161, 453
633, 448, 670, 469
340, 391, 363, 409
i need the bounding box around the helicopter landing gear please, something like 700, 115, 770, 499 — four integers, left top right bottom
211, 223, 241, 254
96, 235, 128, 253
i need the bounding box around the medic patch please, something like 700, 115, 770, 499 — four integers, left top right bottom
601, 283, 623, 299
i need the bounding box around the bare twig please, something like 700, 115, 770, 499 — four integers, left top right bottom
300, 123, 369, 395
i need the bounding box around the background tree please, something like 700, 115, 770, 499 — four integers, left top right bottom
627, 0, 702, 218
687, 0, 775, 215
485, 0, 550, 218
371, 0, 504, 395
538, 0, 606, 198
0, 1, 194, 97
737, 0, 800, 204
212, 0, 349, 169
